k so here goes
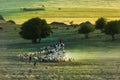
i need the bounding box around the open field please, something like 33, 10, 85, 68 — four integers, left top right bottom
1, 0, 120, 24
0, 23, 120, 80
0, 0, 120, 80
1, 8, 120, 24
1, 0, 120, 10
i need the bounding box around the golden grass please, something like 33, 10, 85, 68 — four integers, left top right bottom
3, 8, 120, 24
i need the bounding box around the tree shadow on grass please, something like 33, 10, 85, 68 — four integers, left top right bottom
5, 42, 44, 52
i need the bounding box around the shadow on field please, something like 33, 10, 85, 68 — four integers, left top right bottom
5, 42, 46, 52
38, 58, 120, 67
4, 38, 120, 54
0, 55, 17, 62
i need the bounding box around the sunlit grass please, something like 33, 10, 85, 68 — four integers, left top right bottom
2, 8, 120, 24
1, 0, 120, 10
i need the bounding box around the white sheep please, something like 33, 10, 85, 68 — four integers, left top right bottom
17, 42, 68, 62
33, 56, 38, 61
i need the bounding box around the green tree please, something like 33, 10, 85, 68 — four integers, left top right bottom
0, 15, 5, 20
78, 21, 95, 39
104, 20, 120, 41
95, 17, 106, 32
19, 17, 52, 43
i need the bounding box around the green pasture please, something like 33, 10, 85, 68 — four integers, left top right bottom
0, 22, 120, 79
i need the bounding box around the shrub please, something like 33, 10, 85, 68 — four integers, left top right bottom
0, 27, 3, 30
0, 15, 5, 20
23, 8, 45, 11
7, 20, 16, 24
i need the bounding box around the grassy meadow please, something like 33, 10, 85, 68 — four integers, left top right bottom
0, 22, 120, 80
0, 0, 120, 80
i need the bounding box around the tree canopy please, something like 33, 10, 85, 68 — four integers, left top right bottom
78, 21, 94, 39
19, 17, 52, 43
0, 15, 5, 20
95, 17, 106, 32
104, 20, 120, 41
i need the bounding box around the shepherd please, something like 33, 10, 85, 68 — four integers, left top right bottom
33, 57, 38, 67
29, 55, 32, 63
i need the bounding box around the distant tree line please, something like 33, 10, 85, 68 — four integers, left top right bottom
19, 17, 120, 44
22, 8, 45, 11
22, 5, 45, 12
78, 17, 120, 41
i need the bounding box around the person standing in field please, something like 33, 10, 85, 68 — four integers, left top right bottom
29, 55, 32, 63
33, 57, 38, 67
58, 39, 65, 50
33, 60, 37, 67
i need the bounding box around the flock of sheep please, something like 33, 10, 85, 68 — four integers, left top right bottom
17, 42, 72, 63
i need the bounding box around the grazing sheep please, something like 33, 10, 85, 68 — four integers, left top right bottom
18, 53, 28, 61
16, 41, 73, 62
17, 54, 23, 60
33, 56, 38, 61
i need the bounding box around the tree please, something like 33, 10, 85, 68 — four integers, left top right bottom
78, 21, 95, 39
0, 15, 5, 20
58, 8, 61, 10
19, 17, 52, 43
0, 27, 3, 30
104, 20, 120, 41
95, 17, 106, 32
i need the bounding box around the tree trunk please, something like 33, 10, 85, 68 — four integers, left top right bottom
101, 29, 104, 33
85, 33, 89, 39
38, 38, 41, 43
112, 35, 115, 41
32, 39, 37, 43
